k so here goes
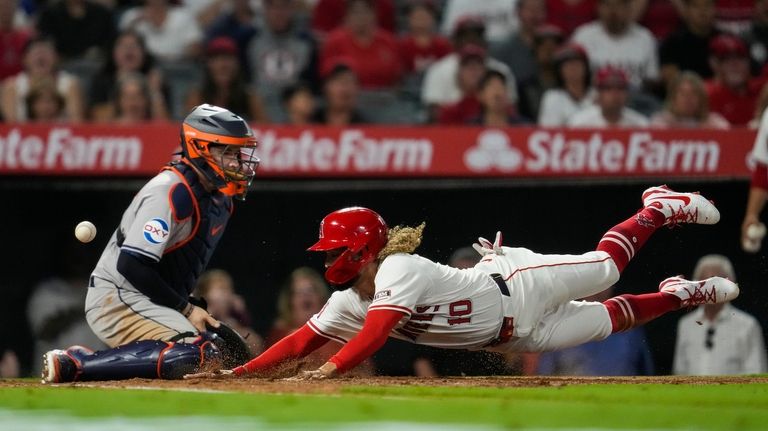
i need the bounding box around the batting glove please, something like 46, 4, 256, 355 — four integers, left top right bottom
472, 231, 504, 256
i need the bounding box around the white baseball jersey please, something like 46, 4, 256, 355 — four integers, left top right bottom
308, 248, 619, 353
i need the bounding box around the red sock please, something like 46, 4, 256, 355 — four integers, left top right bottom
603, 293, 681, 333
596, 208, 665, 273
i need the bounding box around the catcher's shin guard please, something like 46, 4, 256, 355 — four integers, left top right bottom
43, 334, 220, 382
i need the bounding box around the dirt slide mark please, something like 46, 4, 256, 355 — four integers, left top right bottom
3, 376, 768, 394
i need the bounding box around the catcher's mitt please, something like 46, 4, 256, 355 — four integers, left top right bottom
205, 322, 254, 369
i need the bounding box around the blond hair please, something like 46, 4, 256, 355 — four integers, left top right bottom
378, 222, 425, 260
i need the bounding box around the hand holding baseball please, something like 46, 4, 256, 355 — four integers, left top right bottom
742, 221, 766, 253
184, 305, 220, 333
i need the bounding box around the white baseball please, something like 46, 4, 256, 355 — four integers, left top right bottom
75, 221, 97, 243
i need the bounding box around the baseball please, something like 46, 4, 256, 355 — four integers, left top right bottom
75, 221, 97, 243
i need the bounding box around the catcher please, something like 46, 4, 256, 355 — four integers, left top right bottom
188, 186, 738, 380
42, 104, 257, 383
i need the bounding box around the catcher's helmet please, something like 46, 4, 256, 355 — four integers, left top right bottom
308, 207, 388, 285
181, 104, 259, 200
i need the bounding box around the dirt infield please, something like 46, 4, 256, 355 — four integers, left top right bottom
3, 375, 768, 394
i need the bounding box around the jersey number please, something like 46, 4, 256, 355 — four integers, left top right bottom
447, 299, 472, 325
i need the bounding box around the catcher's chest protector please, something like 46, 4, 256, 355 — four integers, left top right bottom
158, 162, 233, 298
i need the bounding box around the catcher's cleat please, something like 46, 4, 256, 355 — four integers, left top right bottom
41, 346, 91, 384
642, 185, 720, 227
659, 276, 739, 308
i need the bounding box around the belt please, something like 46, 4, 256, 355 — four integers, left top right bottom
484, 273, 514, 347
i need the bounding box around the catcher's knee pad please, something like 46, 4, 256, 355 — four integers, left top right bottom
61, 335, 220, 381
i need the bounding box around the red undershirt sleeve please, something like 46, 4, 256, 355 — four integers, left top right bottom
327, 309, 405, 374
752, 162, 768, 190
232, 324, 329, 375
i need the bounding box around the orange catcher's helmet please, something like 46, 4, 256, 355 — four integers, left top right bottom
180, 104, 259, 200
308, 207, 389, 285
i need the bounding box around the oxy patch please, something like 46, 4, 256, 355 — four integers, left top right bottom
143, 218, 170, 244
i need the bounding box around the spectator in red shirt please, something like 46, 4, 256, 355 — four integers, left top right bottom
437, 44, 487, 124
547, 0, 597, 37
706, 34, 765, 126
320, 0, 403, 89
311, 0, 395, 41
0, 0, 30, 81
399, 0, 452, 76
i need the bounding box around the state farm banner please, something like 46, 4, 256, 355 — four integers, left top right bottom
0, 124, 757, 179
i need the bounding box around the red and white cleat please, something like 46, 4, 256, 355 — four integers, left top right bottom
659, 276, 739, 308
642, 185, 720, 226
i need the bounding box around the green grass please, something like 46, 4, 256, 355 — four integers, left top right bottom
1, 383, 767, 429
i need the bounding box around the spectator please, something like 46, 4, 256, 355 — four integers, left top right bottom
673, 255, 767, 375
651, 71, 729, 128
659, 0, 720, 88
281, 82, 315, 125
0, 0, 31, 81
182, 0, 228, 29
267, 267, 330, 346
247, 0, 318, 120
89, 30, 168, 122
516, 24, 563, 120
398, 0, 452, 76
706, 34, 764, 126
637, 0, 683, 40
490, 0, 547, 86
195, 269, 262, 357
320, 0, 402, 89
473, 69, 528, 126
440, 0, 518, 43
206, 0, 259, 72
187, 37, 268, 122
25, 77, 65, 122
436, 44, 487, 124
111, 73, 168, 123
571, 0, 659, 91
36, 0, 115, 61
547, 0, 596, 37
1, 37, 84, 122
119, 0, 203, 62
714, 0, 753, 35
422, 17, 517, 119
538, 286, 655, 376
749, 83, 768, 128
266, 267, 342, 372
312, 62, 365, 125
539, 43, 595, 126
311, 0, 395, 40
743, 0, 768, 70
568, 65, 649, 127
743, 97, 768, 243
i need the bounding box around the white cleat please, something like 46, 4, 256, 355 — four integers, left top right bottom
642, 185, 720, 226
659, 276, 739, 308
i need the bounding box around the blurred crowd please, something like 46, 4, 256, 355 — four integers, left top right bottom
2, 0, 768, 127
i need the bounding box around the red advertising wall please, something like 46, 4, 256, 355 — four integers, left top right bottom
0, 124, 756, 178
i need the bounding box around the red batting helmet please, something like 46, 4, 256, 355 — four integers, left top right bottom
308, 207, 388, 285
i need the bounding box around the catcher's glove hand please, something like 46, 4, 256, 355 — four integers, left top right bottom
472, 231, 504, 256
183, 369, 236, 380
206, 321, 253, 369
